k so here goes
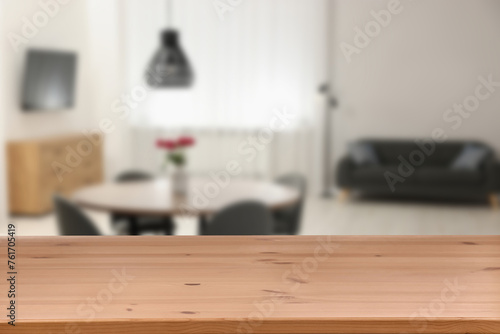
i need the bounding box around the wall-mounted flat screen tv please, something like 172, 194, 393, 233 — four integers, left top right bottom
21, 49, 77, 111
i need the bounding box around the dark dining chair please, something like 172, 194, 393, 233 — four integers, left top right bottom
273, 173, 307, 235
53, 195, 100, 235
202, 201, 274, 235
113, 170, 175, 235
115, 170, 153, 182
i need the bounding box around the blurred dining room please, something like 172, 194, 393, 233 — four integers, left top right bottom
2, 0, 500, 237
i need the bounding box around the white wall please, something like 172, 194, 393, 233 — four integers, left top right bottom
2, 0, 93, 140
1, 0, 129, 181
86, 0, 132, 180
332, 0, 500, 160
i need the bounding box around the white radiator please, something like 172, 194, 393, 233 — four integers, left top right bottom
130, 126, 323, 194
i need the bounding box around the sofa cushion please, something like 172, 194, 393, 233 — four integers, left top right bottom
369, 140, 464, 166
351, 166, 419, 186
349, 142, 379, 166
351, 166, 483, 188
451, 144, 489, 170
416, 168, 483, 186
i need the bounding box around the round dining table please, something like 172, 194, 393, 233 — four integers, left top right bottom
73, 177, 299, 235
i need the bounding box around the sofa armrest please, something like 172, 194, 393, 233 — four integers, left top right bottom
491, 160, 500, 191
483, 156, 500, 191
336, 156, 356, 188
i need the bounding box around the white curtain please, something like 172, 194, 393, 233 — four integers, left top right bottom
123, 0, 328, 194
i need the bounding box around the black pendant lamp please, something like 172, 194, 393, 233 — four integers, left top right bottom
145, 0, 194, 88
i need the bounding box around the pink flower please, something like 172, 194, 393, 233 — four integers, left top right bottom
156, 139, 177, 150
177, 136, 195, 147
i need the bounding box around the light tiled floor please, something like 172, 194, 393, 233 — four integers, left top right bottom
301, 197, 500, 235
8, 197, 500, 236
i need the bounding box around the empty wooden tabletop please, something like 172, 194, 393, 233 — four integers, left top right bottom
72, 177, 299, 216
1, 235, 499, 333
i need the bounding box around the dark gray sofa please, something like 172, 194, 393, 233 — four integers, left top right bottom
336, 139, 500, 204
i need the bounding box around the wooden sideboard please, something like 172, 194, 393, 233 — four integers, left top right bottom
1, 235, 499, 333
7, 134, 104, 215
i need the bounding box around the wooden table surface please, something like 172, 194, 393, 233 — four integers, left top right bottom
73, 178, 299, 216
1, 235, 500, 334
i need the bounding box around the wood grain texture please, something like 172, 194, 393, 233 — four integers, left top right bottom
7, 134, 104, 215
1, 235, 499, 333
73, 178, 299, 216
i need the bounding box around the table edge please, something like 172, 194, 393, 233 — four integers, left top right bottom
4, 317, 500, 334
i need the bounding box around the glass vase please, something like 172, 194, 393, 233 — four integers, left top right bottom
172, 167, 188, 197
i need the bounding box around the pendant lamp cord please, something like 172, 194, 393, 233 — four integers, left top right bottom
167, 0, 173, 27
